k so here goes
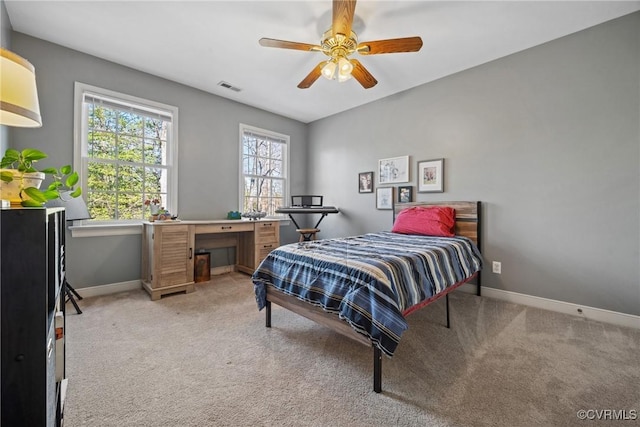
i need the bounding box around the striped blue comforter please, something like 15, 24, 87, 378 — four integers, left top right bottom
252, 232, 483, 356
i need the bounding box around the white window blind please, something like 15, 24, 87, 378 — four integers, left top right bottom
239, 124, 289, 216
74, 82, 178, 223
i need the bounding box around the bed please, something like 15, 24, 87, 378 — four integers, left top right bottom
252, 201, 483, 392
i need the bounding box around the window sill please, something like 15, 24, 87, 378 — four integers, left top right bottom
69, 223, 143, 238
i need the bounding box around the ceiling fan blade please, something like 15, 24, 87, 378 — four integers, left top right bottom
357, 36, 423, 55
350, 59, 377, 89
332, 0, 356, 37
297, 62, 325, 89
259, 38, 322, 52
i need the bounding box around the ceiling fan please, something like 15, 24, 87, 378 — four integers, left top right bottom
259, 0, 423, 89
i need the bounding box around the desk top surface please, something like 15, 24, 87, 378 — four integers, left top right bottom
143, 218, 277, 225
276, 206, 340, 214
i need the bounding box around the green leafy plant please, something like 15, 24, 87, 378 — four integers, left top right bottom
0, 148, 81, 207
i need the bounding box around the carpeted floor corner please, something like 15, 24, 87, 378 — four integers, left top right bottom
64, 273, 640, 426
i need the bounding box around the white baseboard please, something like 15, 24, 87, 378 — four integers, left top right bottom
75, 267, 232, 298
458, 283, 639, 330
74, 279, 638, 330
74, 280, 142, 298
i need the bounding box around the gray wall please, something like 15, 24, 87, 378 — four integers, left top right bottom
308, 12, 640, 316
9, 34, 308, 288
6, 11, 639, 317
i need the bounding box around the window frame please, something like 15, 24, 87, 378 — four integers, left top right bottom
238, 123, 289, 219
73, 82, 179, 236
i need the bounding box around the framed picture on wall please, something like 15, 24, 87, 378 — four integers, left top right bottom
358, 171, 374, 193
378, 155, 409, 184
417, 158, 444, 193
398, 186, 413, 203
376, 187, 393, 210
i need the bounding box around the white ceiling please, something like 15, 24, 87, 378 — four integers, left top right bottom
5, 1, 640, 123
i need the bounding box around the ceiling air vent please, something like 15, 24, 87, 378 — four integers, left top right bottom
217, 81, 242, 92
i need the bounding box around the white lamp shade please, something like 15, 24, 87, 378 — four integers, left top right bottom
0, 48, 42, 127
337, 57, 353, 83
338, 57, 353, 75
321, 60, 337, 80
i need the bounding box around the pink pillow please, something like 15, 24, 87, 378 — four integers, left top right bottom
391, 206, 456, 237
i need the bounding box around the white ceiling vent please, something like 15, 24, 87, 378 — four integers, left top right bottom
217, 81, 242, 92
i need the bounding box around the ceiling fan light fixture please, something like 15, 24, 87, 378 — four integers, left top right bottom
338, 56, 353, 75
337, 56, 353, 82
259, 0, 422, 89
321, 59, 337, 80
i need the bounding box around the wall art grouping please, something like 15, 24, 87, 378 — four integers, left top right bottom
360, 157, 444, 208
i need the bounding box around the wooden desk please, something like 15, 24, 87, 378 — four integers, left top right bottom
141, 219, 279, 300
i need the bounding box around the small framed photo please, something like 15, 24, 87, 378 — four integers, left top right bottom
398, 186, 413, 203
358, 171, 374, 193
376, 187, 393, 210
417, 158, 444, 193
378, 155, 409, 184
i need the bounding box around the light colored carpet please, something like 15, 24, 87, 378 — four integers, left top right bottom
64, 273, 639, 426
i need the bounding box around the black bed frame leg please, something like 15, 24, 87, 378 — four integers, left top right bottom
373, 347, 382, 393
265, 301, 271, 328
445, 293, 450, 329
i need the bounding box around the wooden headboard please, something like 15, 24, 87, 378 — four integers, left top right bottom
393, 201, 482, 247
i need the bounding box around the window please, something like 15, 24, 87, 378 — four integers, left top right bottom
239, 124, 289, 216
74, 83, 178, 224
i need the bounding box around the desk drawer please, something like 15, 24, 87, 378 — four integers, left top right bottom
257, 242, 278, 260
256, 222, 279, 243
195, 222, 254, 234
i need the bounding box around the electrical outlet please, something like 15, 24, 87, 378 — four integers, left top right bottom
492, 261, 502, 274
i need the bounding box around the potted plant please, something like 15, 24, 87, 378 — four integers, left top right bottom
144, 197, 161, 215
0, 148, 81, 207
